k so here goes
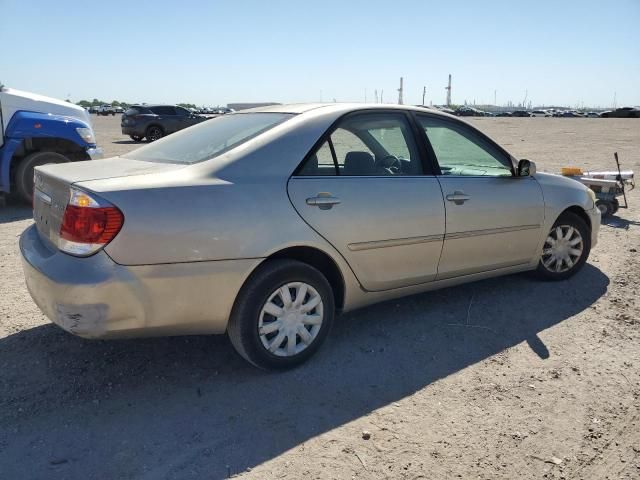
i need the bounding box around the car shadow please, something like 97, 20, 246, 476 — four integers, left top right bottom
0, 264, 609, 479
112, 140, 144, 145
0, 202, 32, 223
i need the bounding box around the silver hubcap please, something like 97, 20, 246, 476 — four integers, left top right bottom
542, 225, 584, 273
258, 282, 324, 357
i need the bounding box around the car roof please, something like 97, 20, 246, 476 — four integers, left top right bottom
129, 104, 180, 108
241, 102, 455, 118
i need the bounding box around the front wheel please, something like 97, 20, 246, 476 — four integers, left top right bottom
227, 259, 335, 370
536, 211, 591, 280
15, 151, 69, 204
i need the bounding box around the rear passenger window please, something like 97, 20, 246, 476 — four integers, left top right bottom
295, 113, 423, 176
331, 129, 374, 168
151, 106, 176, 115
298, 141, 336, 176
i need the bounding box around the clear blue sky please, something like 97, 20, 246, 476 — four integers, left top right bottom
2, 0, 638, 108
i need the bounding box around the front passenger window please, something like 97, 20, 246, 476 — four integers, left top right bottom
418, 116, 512, 177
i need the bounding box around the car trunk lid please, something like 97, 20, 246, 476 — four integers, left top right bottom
32, 157, 186, 248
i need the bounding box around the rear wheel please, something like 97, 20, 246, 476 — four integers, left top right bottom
227, 259, 335, 370
15, 151, 69, 204
536, 212, 591, 280
146, 126, 163, 142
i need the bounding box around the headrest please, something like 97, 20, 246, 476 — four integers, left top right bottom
344, 151, 374, 176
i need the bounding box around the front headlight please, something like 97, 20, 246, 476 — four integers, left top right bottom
76, 127, 96, 144
586, 188, 596, 207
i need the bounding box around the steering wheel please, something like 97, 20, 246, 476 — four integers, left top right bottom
377, 155, 402, 175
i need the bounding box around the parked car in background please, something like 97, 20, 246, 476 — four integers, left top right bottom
495, 112, 512, 117
455, 106, 485, 117
586, 112, 601, 118
88, 105, 100, 114
433, 106, 456, 115
22, 103, 600, 369
97, 105, 116, 116
530, 110, 550, 117
121, 104, 208, 142
600, 107, 640, 118
560, 111, 582, 118
511, 110, 532, 117
112, 106, 124, 114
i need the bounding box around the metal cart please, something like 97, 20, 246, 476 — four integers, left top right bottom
562, 152, 635, 217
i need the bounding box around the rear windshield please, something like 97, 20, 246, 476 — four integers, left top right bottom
123, 112, 294, 164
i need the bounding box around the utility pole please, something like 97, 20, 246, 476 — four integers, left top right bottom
494, 90, 497, 106
364, 88, 367, 103
381, 90, 384, 103
422, 86, 427, 106
445, 74, 452, 107
398, 77, 404, 105
374, 89, 378, 103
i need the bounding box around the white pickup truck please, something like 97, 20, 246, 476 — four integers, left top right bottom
0, 86, 102, 204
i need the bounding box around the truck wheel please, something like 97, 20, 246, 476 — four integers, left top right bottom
595, 200, 614, 217
146, 126, 164, 142
15, 151, 69, 204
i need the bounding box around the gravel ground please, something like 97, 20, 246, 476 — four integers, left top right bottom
1, 116, 639, 480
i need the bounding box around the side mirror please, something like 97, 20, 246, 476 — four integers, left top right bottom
518, 159, 536, 177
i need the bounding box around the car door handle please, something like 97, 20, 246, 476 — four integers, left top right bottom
446, 191, 471, 205
306, 193, 341, 210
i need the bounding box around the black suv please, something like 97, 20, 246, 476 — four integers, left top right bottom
121, 105, 207, 142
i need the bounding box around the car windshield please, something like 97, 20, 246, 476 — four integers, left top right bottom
123, 112, 294, 164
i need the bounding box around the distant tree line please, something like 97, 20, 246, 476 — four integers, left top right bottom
76, 99, 130, 108
177, 103, 198, 109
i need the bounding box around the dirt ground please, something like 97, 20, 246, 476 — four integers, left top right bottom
1, 115, 639, 480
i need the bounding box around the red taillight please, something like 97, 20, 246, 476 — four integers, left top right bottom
60, 205, 123, 244
57, 188, 124, 256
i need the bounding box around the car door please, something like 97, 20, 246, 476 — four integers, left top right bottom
415, 114, 545, 280
175, 106, 200, 129
148, 106, 174, 133
287, 111, 446, 291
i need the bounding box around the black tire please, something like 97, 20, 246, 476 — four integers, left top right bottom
146, 126, 164, 142
227, 259, 335, 370
129, 135, 144, 142
595, 200, 614, 217
535, 211, 591, 281
15, 151, 69, 204
611, 199, 619, 215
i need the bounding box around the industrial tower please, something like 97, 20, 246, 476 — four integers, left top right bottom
398, 77, 404, 105
445, 74, 452, 106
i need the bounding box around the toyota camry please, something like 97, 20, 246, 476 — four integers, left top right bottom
21, 104, 600, 369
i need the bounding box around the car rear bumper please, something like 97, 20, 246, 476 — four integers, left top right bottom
121, 126, 145, 136
20, 224, 261, 339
